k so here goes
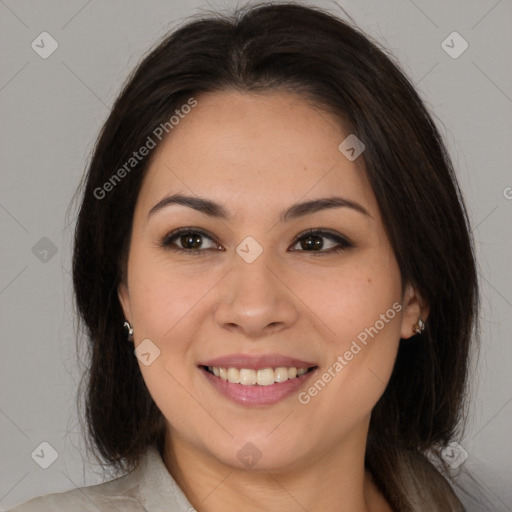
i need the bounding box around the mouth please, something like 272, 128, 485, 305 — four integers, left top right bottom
198, 364, 319, 406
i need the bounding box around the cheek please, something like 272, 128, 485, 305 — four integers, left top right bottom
295, 256, 402, 344
128, 250, 219, 342
127, 255, 211, 435
296, 257, 403, 408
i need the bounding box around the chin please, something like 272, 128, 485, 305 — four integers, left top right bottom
202, 433, 312, 473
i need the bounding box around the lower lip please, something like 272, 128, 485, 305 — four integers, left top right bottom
199, 366, 318, 406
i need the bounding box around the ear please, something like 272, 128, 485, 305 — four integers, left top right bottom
118, 280, 132, 324
400, 283, 430, 339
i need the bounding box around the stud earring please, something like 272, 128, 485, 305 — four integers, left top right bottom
413, 318, 425, 335
123, 321, 134, 342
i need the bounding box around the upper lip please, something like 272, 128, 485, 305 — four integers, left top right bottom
198, 353, 317, 370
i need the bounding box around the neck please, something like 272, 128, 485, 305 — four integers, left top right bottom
162, 422, 392, 512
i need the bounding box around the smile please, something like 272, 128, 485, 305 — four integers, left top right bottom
199, 365, 318, 406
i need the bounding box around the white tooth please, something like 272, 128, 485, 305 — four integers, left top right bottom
239, 368, 257, 385
274, 367, 289, 382
212, 365, 308, 383
257, 368, 275, 386
227, 367, 240, 383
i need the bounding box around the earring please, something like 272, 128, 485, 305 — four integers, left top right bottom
413, 318, 425, 335
123, 321, 134, 342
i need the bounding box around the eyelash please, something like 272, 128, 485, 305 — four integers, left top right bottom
159, 227, 353, 256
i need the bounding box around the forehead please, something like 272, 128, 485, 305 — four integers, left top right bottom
136, 90, 377, 221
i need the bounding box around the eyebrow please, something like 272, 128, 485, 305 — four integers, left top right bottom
147, 193, 371, 222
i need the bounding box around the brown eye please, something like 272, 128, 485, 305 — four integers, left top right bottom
177, 232, 204, 250
161, 228, 220, 254
290, 229, 352, 254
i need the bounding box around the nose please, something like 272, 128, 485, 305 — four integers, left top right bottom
213, 250, 300, 338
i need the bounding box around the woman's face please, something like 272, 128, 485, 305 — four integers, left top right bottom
118, 90, 424, 472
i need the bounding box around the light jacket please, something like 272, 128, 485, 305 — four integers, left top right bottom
7, 444, 467, 511
7, 445, 194, 511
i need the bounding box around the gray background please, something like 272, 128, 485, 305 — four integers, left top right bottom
0, 0, 511, 510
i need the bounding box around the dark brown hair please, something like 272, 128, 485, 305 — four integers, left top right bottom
72, 2, 479, 509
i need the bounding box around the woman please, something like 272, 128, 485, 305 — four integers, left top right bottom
8, 2, 479, 511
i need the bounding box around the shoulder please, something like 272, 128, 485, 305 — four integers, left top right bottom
7, 445, 195, 512
6, 455, 147, 512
